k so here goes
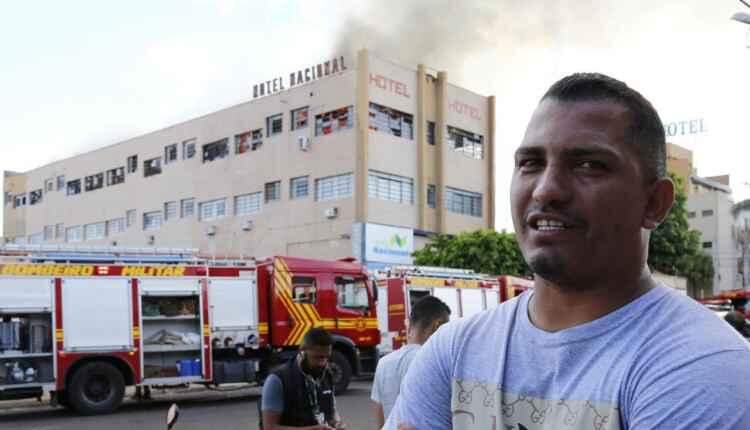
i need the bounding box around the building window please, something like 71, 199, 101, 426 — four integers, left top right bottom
292, 106, 309, 130
107, 218, 125, 235
235, 130, 263, 154
29, 189, 43, 205
702, 209, 714, 217
181, 198, 195, 218
446, 187, 482, 217
315, 173, 353, 201
368, 170, 414, 204
235, 192, 262, 215
13, 194, 26, 208
266, 113, 283, 137
315, 106, 354, 136
265, 181, 281, 203
447, 126, 484, 160
143, 211, 163, 231
203, 138, 229, 162
427, 121, 436, 145
65, 226, 83, 243
28, 233, 43, 245
687, 211, 696, 219
165, 144, 178, 164
182, 138, 196, 159
43, 225, 54, 241
199, 198, 227, 221
55, 223, 64, 239
45, 179, 54, 192
144, 157, 162, 177
368, 102, 414, 139
67, 179, 81, 196
427, 184, 437, 208
127, 155, 138, 173
164, 201, 177, 221
126, 209, 136, 227
84, 222, 106, 241
56, 175, 66, 191
84, 173, 104, 192
107, 167, 125, 186
703, 241, 713, 249
290, 176, 309, 200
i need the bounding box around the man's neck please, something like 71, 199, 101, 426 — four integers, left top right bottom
528, 265, 656, 332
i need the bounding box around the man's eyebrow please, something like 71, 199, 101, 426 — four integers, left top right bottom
562, 146, 619, 158
514, 146, 544, 158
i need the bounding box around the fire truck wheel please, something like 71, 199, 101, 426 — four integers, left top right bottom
68, 362, 125, 415
329, 350, 352, 394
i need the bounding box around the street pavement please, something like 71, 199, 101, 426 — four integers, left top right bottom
0, 380, 378, 430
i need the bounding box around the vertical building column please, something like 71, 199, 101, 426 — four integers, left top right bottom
416, 65, 428, 231
355, 49, 370, 224
435, 71, 448, 234
487, 96, 496, 230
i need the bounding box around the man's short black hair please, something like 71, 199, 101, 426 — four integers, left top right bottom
301, 327, 333, 349
541, 72, 666, 181
410, 295, 451, 330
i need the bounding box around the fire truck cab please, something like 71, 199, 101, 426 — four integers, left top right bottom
373, 266, 533, 355
0, 246, 378, 415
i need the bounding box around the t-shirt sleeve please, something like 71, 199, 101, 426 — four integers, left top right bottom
627, 349, 750, 429
260, 374, 284, 413
371, 359, 384, 403
384, 325, 454, 429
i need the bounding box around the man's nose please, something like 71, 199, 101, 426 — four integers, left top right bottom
531, 164, 572, 206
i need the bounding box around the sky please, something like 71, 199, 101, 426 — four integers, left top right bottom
2, 0, 750, 234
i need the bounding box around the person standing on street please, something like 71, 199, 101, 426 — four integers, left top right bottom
371, 295, 451, 428
261, 328, 345, 430
386, 72, 750, 429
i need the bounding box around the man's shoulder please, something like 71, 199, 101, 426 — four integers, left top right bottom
378, 344, 420, 369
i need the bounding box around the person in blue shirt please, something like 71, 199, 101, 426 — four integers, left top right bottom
386, 73, 750, 429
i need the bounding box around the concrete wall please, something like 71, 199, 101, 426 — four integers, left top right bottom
687, 188, 736, 293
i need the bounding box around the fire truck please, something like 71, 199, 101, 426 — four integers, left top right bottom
699, 288, 750, 318
372, 265, 533, 354
0, 245, 379, 415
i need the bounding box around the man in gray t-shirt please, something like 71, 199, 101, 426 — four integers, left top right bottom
371, 295, 450, 428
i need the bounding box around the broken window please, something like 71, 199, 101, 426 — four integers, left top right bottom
127, 155, 138, 173
251, 129, 263, 150
447, 126, 484, 160
266, 113, 283, 137
67, 179, 81, 196
29, 189, 43, 205
45, 179, 54, 192
56, 175, 65, 191
368, 103, 413, 139
107, 167, 125, 186
235, 131, 252, 154
315, 106, 354, 136
202, 138, 229, 163
182, 138, 196, 159
144, 157, 162, 177
292, 107, 309, 130
84, 173, 104, 191
265, 181, 281, 203
165, 144, 178, 164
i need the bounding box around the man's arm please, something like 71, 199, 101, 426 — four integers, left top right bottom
261, 374, 333, 430
370, 358, 385, 428
627, 349, 750, 429
373, 401, 385, 429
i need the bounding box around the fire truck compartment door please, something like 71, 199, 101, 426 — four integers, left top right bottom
0, 278, 53, 312
62, 278, 132, 351
139, 278, 200, 296
208, 278, 258, 330
432, 288, 459, 321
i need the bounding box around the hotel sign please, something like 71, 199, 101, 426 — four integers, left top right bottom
663, 118, 706, 137
252, 56, 347, 99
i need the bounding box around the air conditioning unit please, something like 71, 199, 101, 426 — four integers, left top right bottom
206, 225, 217, 236
241, 220, 254, 231
298, 136, 311, 151
324, 207, 339, 219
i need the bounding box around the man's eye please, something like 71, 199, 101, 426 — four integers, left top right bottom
518, 159, 543, 170
577, 160, 606, 170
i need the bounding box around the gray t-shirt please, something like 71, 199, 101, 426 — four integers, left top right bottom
387, 285, 750, 429
260, 373, 285, 412
371, 343, 420, 421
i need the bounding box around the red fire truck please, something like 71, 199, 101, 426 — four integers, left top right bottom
373, 266, 533, 354
0, 246, 379, 415
699, 288, 750, 318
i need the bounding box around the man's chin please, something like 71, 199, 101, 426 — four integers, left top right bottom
527, 252, 568, 283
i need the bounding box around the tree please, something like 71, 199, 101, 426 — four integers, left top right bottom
412, 229, 529, 276
648, 174, 714, 294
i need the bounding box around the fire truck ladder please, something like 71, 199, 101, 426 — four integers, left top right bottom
0, 244, 202, 264
383, 265, 488, 280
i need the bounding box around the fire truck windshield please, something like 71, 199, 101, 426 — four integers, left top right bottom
336, 276, 370, 310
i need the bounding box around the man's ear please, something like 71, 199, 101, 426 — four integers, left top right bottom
643, 177, 675, 230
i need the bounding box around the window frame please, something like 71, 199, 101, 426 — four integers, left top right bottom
84, 173, 104, 192
315, 106, 354, 136
66, 179, 81, 196
290, 176, 310, 200
202, 138, 229, 163
291, 276, 318, 304
445, 186, 483, 217
235, 192, 262, 216
56, 175, 66, 191
127, 155, 138, 173
182, 138, 197, 160
143, 211, 163, 231
198, 198, 227, 221
264, 181, 281, 203
164, 143, 178, 164
291, 106, 310, 130
447, 126, 484, 160
367, 170, 414, 204
368, 102, 414, 140
315, 173, 353, 202
266, 113, 283, 137
106, 167, 125, 186
144, 157, 162, 177
181, 198, 195, 218
164, 201, 177, 221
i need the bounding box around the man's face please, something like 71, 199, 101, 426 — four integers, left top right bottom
303, 345, 332, 372
511, 99, 650, 286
